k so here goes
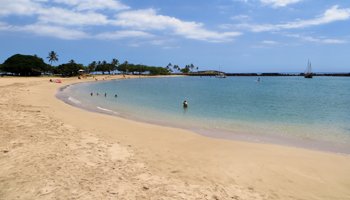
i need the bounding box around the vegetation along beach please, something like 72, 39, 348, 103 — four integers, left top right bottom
1, 0, 350, 199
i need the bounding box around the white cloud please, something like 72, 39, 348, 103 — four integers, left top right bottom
285, 34, 347, 44
53, 0, 129, 11
0, 21, 11, 30
232, 0, 249, 3
252, 40, 281, 48
261, 40, 279, 45
0, 0, 241, 42
0, 0, 111, 26
21, 24, 89, 39
0, 21, 153, 40
0, 22, 89, 39
0, 0, 42, 16
232, 0, 301, 7
96, 30, 153, 40
240, 5, 350, 32
113, 9, 242, 42
37, 7, 109, 26
231, 15, 251, 21
114, 9, 174, 30
260, 0, 303, 8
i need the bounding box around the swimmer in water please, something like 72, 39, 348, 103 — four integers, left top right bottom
183, 100, 188, 108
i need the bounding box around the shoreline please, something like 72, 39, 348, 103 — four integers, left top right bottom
1, 75, 350, 199
57, 77, 350, 155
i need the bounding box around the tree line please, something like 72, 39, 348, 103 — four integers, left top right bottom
0, 51, 199, 76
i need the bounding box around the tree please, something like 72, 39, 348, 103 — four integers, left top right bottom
88, 61, 97, 73
92, 59, 117, 74
114, 61, 169, 75
111, 58, 119, 68
190, 63, 195, 71
180, 65, 191, 74
1, 54, 48, 76
166, 62, 173, 73
101, 60, 108, 74
47, 51, 58, 66
148, 67, 170, 75
56, 60, 84, 77
95, 61, 103, 74
117, 61, 129, 74
106, 58, 118, 74
173, 65, 180, 73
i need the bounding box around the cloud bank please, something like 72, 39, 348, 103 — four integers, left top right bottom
239, 5, 350, 32
0, 0, 241, 42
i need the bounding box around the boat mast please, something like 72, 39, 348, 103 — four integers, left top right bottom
309, 60, 312, 73
306, 59, 312, 74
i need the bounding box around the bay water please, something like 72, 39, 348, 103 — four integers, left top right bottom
58, 76, 350, 153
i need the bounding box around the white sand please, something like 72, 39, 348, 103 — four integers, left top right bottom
0, 75, 349, 200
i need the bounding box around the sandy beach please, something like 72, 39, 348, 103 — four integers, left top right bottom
1, 76, 350, 200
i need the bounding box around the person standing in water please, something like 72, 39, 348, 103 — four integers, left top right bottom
183, 100, 188, 108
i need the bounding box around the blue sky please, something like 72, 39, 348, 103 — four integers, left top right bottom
1, 0, 349, 72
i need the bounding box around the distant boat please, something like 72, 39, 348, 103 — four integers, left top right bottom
304, 60, 313, 78
215, 72, 227, 78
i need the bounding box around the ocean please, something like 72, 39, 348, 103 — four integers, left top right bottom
58, 76, 350, 153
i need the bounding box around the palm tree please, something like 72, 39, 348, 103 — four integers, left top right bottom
166, 62, 173, 73
47, 51, 58, 65
124, 61, 129, 74
190, 64, 195, 72
111, 58, 119, 74
88, 61, 97, 73
173, 65, 180, 73
101, 60, 107, 74
111, 58, 119, 66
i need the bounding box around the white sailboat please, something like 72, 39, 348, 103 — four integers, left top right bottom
215, 72, 227, 78
215, 67, 227, 78
304, 60, 313, 78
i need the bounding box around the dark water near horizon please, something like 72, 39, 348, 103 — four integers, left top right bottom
57, 76, 350, 153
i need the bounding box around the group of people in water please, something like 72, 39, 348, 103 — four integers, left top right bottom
90, 91, 188, 109
90, 92, 118, 98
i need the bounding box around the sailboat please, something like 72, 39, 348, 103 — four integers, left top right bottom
215, 68, 227, 78
304, 60, 313, 78
215, 72, 227, 78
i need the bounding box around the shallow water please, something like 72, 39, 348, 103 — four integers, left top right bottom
58, 76, 350, 153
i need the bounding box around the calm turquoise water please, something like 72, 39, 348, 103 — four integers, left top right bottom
59, 76, 350, 153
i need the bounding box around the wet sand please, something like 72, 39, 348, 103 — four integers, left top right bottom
1, 75, 350, 200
